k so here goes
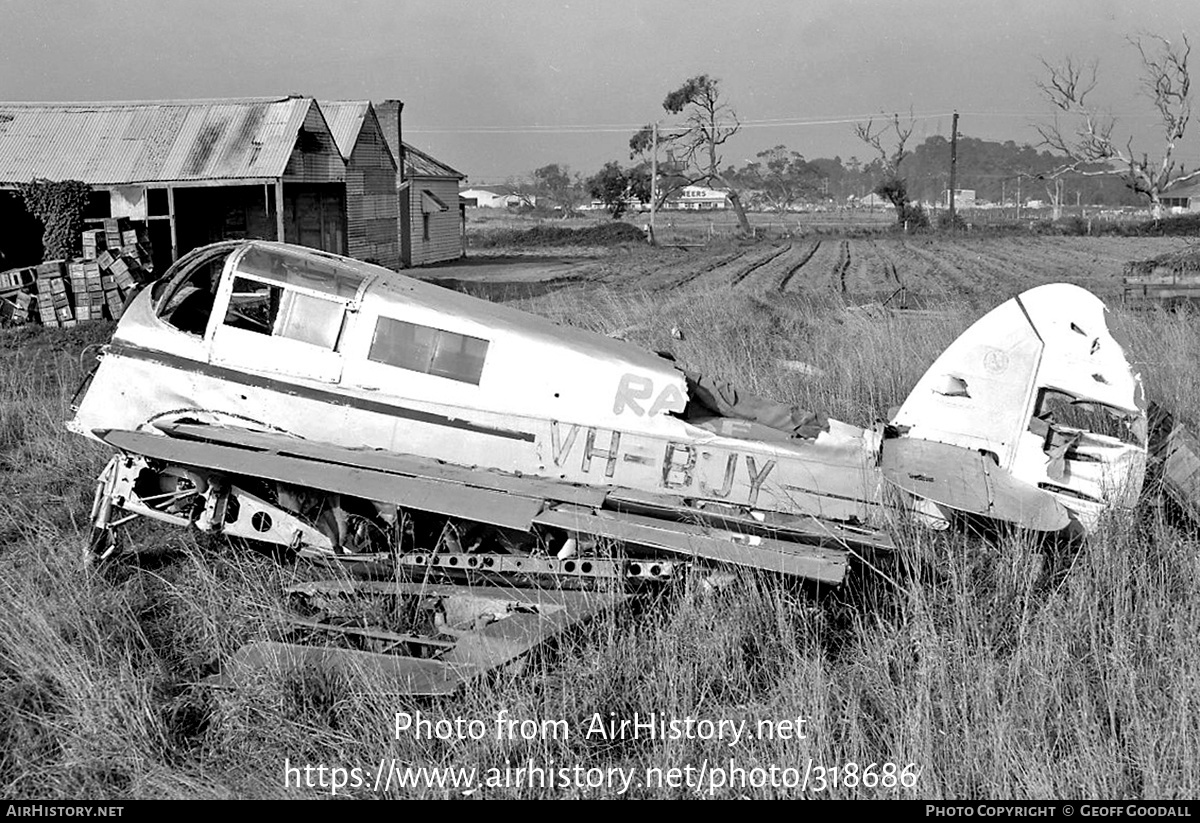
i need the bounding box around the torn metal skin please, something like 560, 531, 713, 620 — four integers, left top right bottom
68, 241, 1147, 693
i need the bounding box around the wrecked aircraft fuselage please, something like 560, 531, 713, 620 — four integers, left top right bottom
68, 241, 1147, 691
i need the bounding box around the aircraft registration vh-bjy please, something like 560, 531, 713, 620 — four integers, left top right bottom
68, 240, 1148, 693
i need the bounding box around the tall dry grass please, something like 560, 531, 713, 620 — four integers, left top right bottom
1, 260, 1197, 798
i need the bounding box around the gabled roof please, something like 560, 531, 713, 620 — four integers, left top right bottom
318, 100, 396, 169
319, 100, 370, 160
0, 96, 325, 185
404, 142, 465, 180
1163, 180, 1200, 200
460, 186, 510, 196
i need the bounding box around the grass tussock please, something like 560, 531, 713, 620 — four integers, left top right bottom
1, 255, 1198, 798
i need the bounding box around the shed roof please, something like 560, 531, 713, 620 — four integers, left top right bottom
404, 141, 465, 180
0, 96, 321, 185
319, 100, 370, 160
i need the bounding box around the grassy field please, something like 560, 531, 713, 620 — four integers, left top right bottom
2, 229, 1199, 798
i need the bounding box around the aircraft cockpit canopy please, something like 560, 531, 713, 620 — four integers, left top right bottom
153, 243, 371, 344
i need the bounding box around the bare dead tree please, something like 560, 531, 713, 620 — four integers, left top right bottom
631, 75, 752, 232
854, 112, 915, 177
1036, 32, 1196, 218
854, 111, 928, 227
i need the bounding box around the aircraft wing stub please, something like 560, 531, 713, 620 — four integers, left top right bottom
97, 428, 546, 532
154, 421, 608, 506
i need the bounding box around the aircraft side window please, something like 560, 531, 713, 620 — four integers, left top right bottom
368, 317, 489, 385
224, 277, 281, 335
158, 250, 233, 336
275, 290, 346, 349
223, 276, 346, 350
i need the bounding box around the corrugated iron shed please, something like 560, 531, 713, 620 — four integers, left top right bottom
0, 97, 316, 185
404, 142, 465, 180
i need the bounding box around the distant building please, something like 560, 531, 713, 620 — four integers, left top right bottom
459, 187, 534, 209
850, 193, 891, 208
940, 188, 977, 209
1161, 181, 1200, 212
672, 185, 729, 210
0, 96, 348, 271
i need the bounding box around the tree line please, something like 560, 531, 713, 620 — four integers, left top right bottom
508, 135, 1147, 220
501, 31, 1193, 224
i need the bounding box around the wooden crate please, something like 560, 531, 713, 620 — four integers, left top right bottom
103, 217, 131, 250
81, 229, 106, 260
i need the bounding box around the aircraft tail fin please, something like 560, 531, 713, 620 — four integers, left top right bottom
884, 284, 1147, 533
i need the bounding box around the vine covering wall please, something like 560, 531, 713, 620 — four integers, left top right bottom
16, 179, 92, 261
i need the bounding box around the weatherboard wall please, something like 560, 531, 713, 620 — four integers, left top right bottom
344, 110, 400, 269
406, 177, 463, 266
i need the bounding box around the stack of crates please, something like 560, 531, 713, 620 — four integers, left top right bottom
2, 220, 157, 328
35, 261, 72, 328
103, 218, 153, 275
69, 260, 109, 322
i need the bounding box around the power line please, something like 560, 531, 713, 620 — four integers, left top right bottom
406, 111, 961, 134
405, 109, 1180, 135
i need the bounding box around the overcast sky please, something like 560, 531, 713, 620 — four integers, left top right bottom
2, 0, 1198, 184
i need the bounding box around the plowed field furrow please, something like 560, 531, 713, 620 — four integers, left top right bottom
971, 238, 1121, 296
831, 240, 852, 294
864, 240, 910, 301
729, 243, 792, 286
591, 251, 694, 286
984, 239, 1071, 292
959, 238, 1065, 284
784, 240, 844, 295
777, 240, 822, 291
839, 239, 892, 296
664, 247, 752, 289
916, 240, 1023, 304
880, 247, 903, 288
897, 240, 980, 306
536, 234, 1198, 309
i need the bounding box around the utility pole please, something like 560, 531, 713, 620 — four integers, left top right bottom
649, 122, 658, 246
1016, 176, 1021, 220
948, 111, 959, 227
